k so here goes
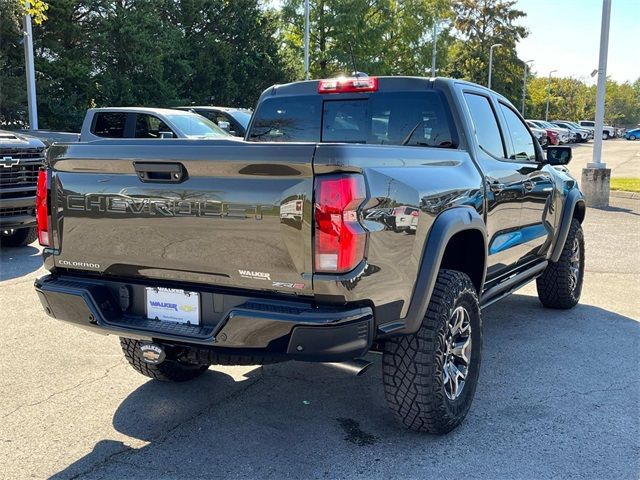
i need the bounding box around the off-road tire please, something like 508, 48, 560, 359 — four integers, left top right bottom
536, 218, 584, 309
382, 270, 482, 434
120, 337, 209, 382
1, 227, 37, 247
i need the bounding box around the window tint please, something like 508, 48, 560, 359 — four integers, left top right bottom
92, 112, 127, 138
249, 96, 322, 142
499, 103, 536, 162
135, 114, 173, 138
249, 91, 455, 147
464, 93, 504, 158
322, 92, 455, 147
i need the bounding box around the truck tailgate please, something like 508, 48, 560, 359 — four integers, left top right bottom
48, 141, 315, 295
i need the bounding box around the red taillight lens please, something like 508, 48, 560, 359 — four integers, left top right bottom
411, 210, 419, 217
35, 169, 49, 246
314, 174, 367, 273
318, 76, 378, 94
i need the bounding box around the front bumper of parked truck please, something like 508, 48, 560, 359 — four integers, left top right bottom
35, 274, 374, 362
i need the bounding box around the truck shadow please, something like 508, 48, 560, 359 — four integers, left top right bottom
0, 244, 43, 281
52, 293, 640, 479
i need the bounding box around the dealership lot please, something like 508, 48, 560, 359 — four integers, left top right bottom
0, 141, 639, 480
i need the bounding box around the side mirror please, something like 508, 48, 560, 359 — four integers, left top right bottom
218, 121, 231, 132
159, 131, 175, 139
546, 146, 572, 165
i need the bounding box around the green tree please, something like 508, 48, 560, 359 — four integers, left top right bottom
447, 0, 528, 102
280, 0, 453, 79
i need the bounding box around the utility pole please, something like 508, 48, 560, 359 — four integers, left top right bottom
487, 44, 501, 89
544, 70, 557, 121
431, 18, 437, 77
522, 60, 534, 116
583, 0, 612, 207
22, 0, 38, 129
304, 0, 310, 80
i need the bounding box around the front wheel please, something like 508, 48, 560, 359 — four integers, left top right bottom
536, 219, 584, 309
120, 338, 209, 382
382, 270, 482, 434
602, 132, 609, 140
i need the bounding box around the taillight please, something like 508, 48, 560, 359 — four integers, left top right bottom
314, 174, 367, 273
318, 76, 378, 94
35, 169, 49, 246
411, 210, 419, 217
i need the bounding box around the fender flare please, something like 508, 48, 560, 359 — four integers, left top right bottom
390, 207, 487, 335
550, 188, 585, 263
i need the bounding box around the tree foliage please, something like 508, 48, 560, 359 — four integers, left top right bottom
1, 0, 639, 131
280, 0, 454, 78
1, 0, 294, 129
526, 75, 640, 126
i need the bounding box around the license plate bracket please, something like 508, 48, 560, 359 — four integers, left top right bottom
145, 287, 200, 325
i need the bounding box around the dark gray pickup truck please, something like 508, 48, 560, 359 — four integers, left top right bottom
34, 76, 585, 433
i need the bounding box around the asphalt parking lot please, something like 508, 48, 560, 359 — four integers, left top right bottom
567, 137, 640, 180
1, 141, 639, 480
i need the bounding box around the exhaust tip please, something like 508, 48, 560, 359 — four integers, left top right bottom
323, 359, 373, 376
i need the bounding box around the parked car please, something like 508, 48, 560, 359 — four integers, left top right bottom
528, 125, 549, 148
35, 75, 585, 435
0, 130, 46, 247
174, 106, 252, 137
624, 128, 640, 140
80, 107, 234, 142
552, 121, 590, 143
578, 120, 615, 140
527, 120, 570, 144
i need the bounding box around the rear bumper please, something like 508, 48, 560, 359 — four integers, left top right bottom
34, 274, 374, 362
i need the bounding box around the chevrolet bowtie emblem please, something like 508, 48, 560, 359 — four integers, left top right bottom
1, 156, 20, 168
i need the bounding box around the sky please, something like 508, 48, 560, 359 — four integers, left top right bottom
515, 0, 639, 83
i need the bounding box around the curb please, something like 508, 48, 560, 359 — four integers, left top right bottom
610, 190, 640, 200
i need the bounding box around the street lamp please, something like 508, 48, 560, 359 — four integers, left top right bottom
522, 60, 534, 116
544, 69, 558, 121
487, 43, 502, 89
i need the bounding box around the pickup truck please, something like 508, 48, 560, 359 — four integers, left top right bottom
0, 130, 46, 246
578, 120, 616, 140
21, 107, 232, 145
34, 76, 586, 434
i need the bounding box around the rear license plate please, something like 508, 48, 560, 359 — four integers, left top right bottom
145, 287, 200, 325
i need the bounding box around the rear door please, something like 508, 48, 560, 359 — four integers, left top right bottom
461, 90, 526, 280
49, 141, 315, 295
497, 102, 554, 261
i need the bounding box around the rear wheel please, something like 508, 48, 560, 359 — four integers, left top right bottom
382, 270, 482, 434
536, 219, 584, 309
602, 132, 609, 140
629, 135, 636, 141
0, 227, 37, 247
120, 337, 209, 382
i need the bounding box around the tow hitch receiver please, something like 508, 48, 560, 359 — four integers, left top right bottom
139, 343, 166, 364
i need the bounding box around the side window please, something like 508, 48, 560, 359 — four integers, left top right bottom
92, 112, 127, 138
499, 104, 536, 162
135, 114, 174, 138
463, 93, 505, 158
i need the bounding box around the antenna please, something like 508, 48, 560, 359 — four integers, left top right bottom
348, 42, 358, 77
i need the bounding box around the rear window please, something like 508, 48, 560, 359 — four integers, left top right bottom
249, 91, 455, 147
92, 112, 127, 138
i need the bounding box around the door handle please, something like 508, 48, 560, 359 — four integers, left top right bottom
524, 180, 535, 191
134, 162, 186, 183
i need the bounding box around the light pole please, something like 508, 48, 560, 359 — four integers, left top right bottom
431, 18, 438, 77
304, 0, 310, 80
522, 60, 534, 116
544, 69, 557, 121
487, 43, 502, 89
22, 0, 38, 129
582, 0, 612, 208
